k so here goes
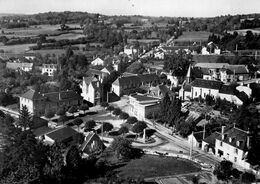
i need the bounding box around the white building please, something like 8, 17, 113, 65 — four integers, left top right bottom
124, 45, 137, 57
91, 57, 105, 66
154, 50, 165, 59
201, 42, 221, 55
127, 94, 161, 121
80, 76, 101, 105
41, 64, 57, 76
215, 126, 251, 169
6, 62, 33, 72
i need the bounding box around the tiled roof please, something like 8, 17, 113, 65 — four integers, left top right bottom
113, 75, 141, 86
216, 127, 249, 151
44, 90, 82, 102
83, 76, 98, 85
195, 63, 229, 69
131, 94, 159, 102
138, 73, 160, 83
20, 89, 45, 100
190, 79, 223, 90
183, 84, 192, 92
33, 126, 52, 137
46, 127, 78, 143
203, 132, 220, 147
219, 85, 237, 95
193, 131, 204, 142
226, 65, 249, 74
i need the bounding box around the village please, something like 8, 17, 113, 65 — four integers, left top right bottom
0, 7, 260, 184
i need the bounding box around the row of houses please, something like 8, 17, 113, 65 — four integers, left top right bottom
189, 126, 252, 170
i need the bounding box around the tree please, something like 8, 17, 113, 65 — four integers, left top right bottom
126, 61, 146, 74
73, 118, 83, 131
18, 105, 32, 130
112, 108, 121, 116
118, 126, 129, 135
100, 102, 109, 108
56, 108, 66, 116
65, 145, 82, 171
79, 104, 89, 114
119, 112, 129, 120
58, 115, 69, 125
102, 122, 113, 132
45, 109, 55, 120
110, 137, 133, 159
68, 106, 77, 115
126, 116, 138, 124
85, 120, 96, 131
132, 121, 147, 134
107, 105, 114, 113
240, 172, 256, 183
213, 160, 233, 181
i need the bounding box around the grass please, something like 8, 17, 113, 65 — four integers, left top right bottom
47, 32, 85, 41
0, 44, 36, 53
115, 155, 201, 179
174, 31, 212, 42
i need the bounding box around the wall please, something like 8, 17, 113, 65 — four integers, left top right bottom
219, 93, 243, 106
20, 97, 34, 114
112, 84, 120, 96
191, 87, 219, 99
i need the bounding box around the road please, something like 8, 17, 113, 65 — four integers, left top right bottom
144, 119, 221, 166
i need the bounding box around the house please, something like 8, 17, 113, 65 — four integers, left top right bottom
41, 64, 57, 76
91, 57, 105, 66
81, 132, 104, 158
86, 68, 109, 82
127, 93, 161, 121
19, 89, 82, 116
188, 131, 204, 148
195, 63, 250, 83
44, 127, 79, 146
80, 76, 101, 105
154, 50, 165, 60
124, 45, 138, 57
101, 67, 113, 75
201, 42, 221, 55
111, 73, 160, 97
218, 85, 244, 105
6, 62, 33, 72
201, 132, 220, 154
147, 85, 170, 98
190, 79, 223, 99
215, 126, 251, 169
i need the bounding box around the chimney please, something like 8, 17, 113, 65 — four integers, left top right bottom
221, 126, 225, 140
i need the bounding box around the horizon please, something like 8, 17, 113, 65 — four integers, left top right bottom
0, 0, 259, 18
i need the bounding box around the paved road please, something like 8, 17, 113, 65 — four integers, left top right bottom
144, 119, 221, 166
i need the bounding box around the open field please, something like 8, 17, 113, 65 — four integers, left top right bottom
47, 32, 85, 40
1, 24, 81, 37
0, 43, 36, 53
116, 155, 201, 179
174, 31, 212, 42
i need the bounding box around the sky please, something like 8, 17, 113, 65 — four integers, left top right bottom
0, 0, 259, 17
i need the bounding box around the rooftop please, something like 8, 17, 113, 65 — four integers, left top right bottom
194, 62, 229, 69
130, 94, 160, 102
46, 127, 78, 143
190, 78, 223, 90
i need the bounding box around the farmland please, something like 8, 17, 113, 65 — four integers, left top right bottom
174, 31, 212, 43
0, 43, 36, 53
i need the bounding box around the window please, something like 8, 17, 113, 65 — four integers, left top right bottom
195, 92, 197, 97
220, 141, 223, 147
235, 148, 238, 154
234, 157, 237, 162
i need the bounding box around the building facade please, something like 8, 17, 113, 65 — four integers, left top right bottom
80, 76, 101, 105
41, 64, 57, 76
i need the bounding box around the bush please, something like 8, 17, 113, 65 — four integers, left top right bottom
118, 126, 129, 135
85, 120, 96, 131
102, 122, 113, 132
73, 118, 83, 127
68, 106, 77, 114
113, 108, 121, 116
232, 168, 242, 179
56, 108, 65, 116
119, 112, 129, 120
240, 172, 255, 183
108, 131, 119, 136
100, 102, 109, 107
44, 110, 55, 119
58, 115, 69, 123
132, 121, 147, 134
79, 104, 89, 112
213, 160, 233, 181
126, 116, 138, 124
107, 105, 114, 112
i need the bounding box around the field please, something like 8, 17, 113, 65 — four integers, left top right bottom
174, 31, 212, 42
116, 155, 201, 179
47, 32, 84, 40
0, 43, 36, 53
1, 24, 81, 38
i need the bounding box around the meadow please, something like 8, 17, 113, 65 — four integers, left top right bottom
174, 31, 212, 42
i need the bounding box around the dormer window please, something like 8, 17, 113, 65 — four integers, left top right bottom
236, 141, 242, 147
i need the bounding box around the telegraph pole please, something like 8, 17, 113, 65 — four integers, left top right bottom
190, 131, 193, 159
